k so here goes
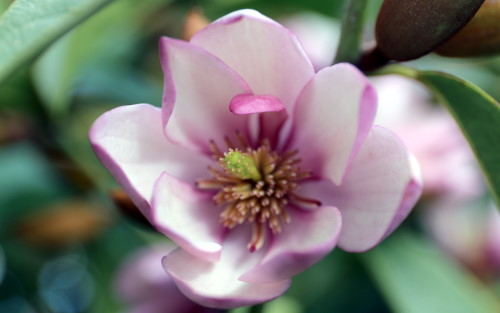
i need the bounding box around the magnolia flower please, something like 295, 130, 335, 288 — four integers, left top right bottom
115, 244, 223, 313
90, 10, 421, 308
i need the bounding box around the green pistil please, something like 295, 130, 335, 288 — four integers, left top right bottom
222, 150, 261, 181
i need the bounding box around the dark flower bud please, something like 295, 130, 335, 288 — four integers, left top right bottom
376, 0, 485, 61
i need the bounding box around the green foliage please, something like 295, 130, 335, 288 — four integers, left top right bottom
31, 0, 166, 118
0, 0, 116, 86
363, 232, 500, 313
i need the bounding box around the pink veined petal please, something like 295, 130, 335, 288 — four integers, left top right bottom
191, 9, 314, 112
151, 172, 225, 263
160, 37, 252, 154
229, 94, 285, 115
239, 206, 341, 283
290, 63, 377, 185
163, 226, 291, 309
300, 126, 422, 252
89, 104, 211, 220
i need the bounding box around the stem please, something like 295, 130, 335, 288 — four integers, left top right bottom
358, 46, 390, 72
369, 64, 419, 79
334, 0, 371, 65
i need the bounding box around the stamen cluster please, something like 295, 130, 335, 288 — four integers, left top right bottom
197, 132, 318, 251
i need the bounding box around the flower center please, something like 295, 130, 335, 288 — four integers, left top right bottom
197, 132, 320, 252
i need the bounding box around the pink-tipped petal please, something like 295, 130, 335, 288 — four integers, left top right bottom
290, 63, 377, 185
160, 37, 252, 153
229, 94, 288, 148
302, 126, 422, 252
89, 104, 211, 220
229, 94, 285, 115
163, 226, 291, 309
191, 9, 314, 111
151, 173, 225, 262
239, 206, 341, 283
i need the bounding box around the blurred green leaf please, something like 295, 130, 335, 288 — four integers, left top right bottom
0, 1, 11, 16
0, 0, 116, 86
32, 0, 165, 117
416, 71, 500, 208
0, 143, 68, 236
363, 232, 500, 313
263, 296, 302, 313
0, 247, 4, 284
288, 249, 389, 312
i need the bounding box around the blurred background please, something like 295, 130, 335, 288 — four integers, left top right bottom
0, 0, 499, 312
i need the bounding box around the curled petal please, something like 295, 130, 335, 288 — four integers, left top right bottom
160, 37, 252, 153
152, 173, 225, 262
89, 104, 211, 220
191, 9, 314, 111
229, 94, 285, 115
300, 126, 422, 252
239, 206, 341, 283
163, 226, 291, 309
290, 63, 377, 185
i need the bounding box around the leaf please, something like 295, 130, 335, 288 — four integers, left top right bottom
416, 71, 500, 208
0, 247, 4, 284
31, 0, 165, 116
362, 232, 500, 313
0, 0, 116, 86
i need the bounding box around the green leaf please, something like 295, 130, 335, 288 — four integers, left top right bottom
0, 246, 4, 284
362, 232, 500, 313
416, 71, 500, 208
0, 0, 116, 86
31, 0, 166, 117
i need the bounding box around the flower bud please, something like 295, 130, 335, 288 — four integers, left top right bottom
436, 0, 500, 57
376, 0, 485, 61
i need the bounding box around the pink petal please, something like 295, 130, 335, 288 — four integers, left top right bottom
163, 226, 291, 309
229, 94, 285, 115
229, 93, 288, 148
239, 206, 341, 283
191, 9, 314, 111
151, 172, 225, 263
89, 104, 211, 220
301, 126, 422, 252
160, 37, 252, 153
289, 63, 377, 185
115, 244, 177, 304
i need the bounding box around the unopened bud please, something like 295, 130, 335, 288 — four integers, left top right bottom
376, 0, 485, 61
436, 0, 500, 57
